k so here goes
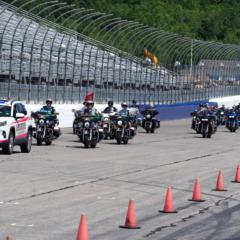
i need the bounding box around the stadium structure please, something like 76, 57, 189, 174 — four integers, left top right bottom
0, 0, 240, 104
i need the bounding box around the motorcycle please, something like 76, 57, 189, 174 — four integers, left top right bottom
142, 111, 160, 133
74, 113, 103, 148
191, 111, 197, 130
110, 114, 135, 144
199, 115, 215, 138
32, 111, 60, 145
225, 112, 239, 132
102, 113, 116, 140
216, 110, 226, 126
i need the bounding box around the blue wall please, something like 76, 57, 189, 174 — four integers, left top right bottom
139, 100, 217, 121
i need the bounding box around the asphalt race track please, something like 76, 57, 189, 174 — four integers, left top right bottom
1, 119, 240, 240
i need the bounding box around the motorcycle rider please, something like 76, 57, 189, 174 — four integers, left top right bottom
32, 99, 60, 138
102, 100, 117, 113
128, 100, 140, 128
118, 102, 135, 136
118, 102, 130, 116
79, 93, 101, 116
41, 99, 56, 115
219, 104, 226, 111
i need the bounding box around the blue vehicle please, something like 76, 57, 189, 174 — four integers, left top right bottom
225, 111, 239, 132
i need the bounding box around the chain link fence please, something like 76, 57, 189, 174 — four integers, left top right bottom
0, 0, 240, 104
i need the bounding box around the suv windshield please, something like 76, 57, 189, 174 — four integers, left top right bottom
0, 105, 11, 117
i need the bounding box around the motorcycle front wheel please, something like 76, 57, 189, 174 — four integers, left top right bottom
37, 133, 43, 145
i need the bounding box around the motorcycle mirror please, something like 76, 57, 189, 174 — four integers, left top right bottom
72, 109, 76, 112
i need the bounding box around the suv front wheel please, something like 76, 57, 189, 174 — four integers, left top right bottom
2, 131, 14, 154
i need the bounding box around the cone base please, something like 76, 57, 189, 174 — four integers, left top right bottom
159, 210, 178, 213
212, 189, 227, 191
232, 180, 240, 183
188, 199, 205, 202
119, 225, 141, 229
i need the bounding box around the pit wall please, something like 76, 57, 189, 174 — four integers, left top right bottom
25, 95, 240, 127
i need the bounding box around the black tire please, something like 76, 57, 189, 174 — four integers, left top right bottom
202, 131, 207, 138
45, 140, 52, 145
83, 135, 90, 148
37, 133, 43, 145
73, 119, 77, 134
123, 138, 128, 144
109, 132, 115, 139
146, 128, 150, 133
116, 135, 122, 144
20, 130, 32, 153
104, 130, 108, 140
2, 131, 14, 154
151, 129, 155, 133
90, 143, 96, 148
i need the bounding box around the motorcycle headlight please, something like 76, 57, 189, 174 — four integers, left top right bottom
103, 117, 109, 123
146, 114, 151, 119
0, 121, 7, 127
117, 120, 123, 126
39, 119, 44, 124
84, 121, 90, 128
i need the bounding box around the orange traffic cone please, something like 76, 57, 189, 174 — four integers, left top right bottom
232, 165, 240, 183
5, 237, 13, 240
189, 178, 205, 202
160, 187, 178, 213
76, 214, 89, 240
214, 171, 227, 191
120, 199, 141, 229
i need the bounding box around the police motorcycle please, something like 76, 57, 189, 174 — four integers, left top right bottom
225, 110, 239, 132
101, 101, 118, 139
141, 109, 160, 133
110, 114, 135, 144
198, 111, 216, 138
190, 111, 197, 130
31, 110, 60, 145
73, 110, 103, 148
102, 112, 116, 140
216, 109, 226, 126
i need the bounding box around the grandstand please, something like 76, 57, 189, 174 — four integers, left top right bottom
0, 0, 240, 104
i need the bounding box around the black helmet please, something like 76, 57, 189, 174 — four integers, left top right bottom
46, 98, 52, 104
121, 102, 128, 107
108, 100, 113, 106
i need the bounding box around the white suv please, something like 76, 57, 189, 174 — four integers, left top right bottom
0, 100, 33, 154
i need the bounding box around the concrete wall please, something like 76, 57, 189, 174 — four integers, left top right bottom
25, 96, 240, 127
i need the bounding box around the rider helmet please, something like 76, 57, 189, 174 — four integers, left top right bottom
46, 98, 53, 105
121, 102, 128, 108
108, 100, 113, 106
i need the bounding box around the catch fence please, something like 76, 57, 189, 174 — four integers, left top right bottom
0, 0, 240, 104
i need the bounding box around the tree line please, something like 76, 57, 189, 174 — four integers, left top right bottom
70, 0, 240, 45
